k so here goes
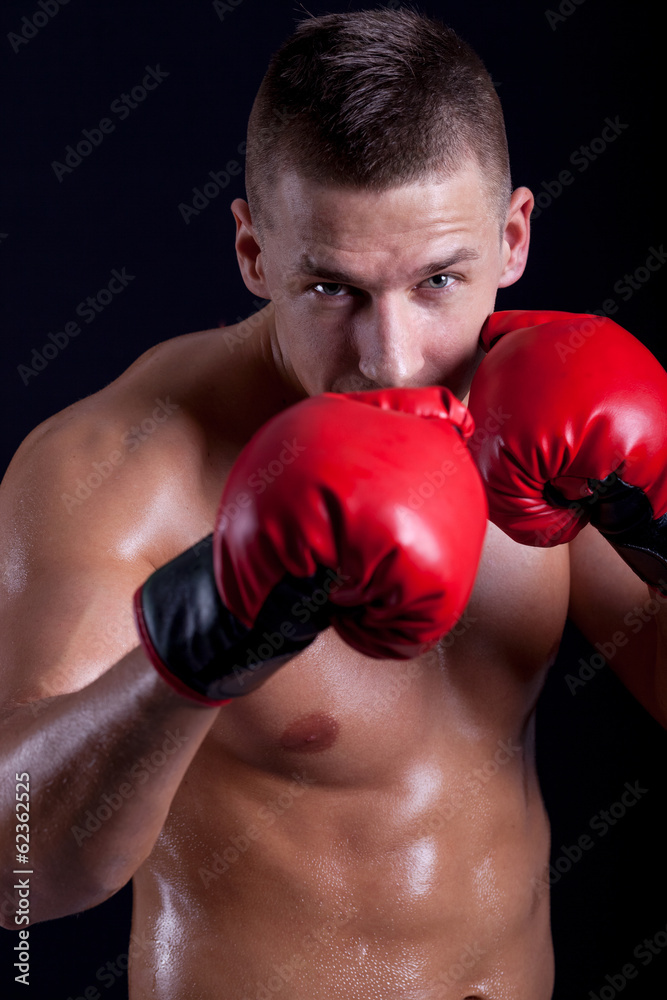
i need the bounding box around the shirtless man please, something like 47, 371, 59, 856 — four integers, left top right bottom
1, 9, 666, 999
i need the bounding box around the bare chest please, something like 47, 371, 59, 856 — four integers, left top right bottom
142, 516, 565, 1000
139, 523, 564, 1000
202, 521, 570, 783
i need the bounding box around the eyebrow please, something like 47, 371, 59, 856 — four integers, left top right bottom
297, 248, 482, 286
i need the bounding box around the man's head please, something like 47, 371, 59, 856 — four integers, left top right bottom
245, 9, 511, 235
232, 9, 533, 399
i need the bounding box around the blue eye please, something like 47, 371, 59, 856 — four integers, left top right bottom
425, 274, 454, 289
313, 282, 345, 296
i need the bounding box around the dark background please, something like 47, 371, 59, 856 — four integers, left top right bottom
1, 0, 665, 997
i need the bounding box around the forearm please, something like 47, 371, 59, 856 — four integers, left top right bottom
0, 644, 219, 926
605, 585, 667, 730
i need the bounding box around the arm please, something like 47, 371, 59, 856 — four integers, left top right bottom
1, 385, 487, 928
468, 310, 667, 729
0, 648, 219, 927
568, 523, 667, 728
0, 414, 221, 927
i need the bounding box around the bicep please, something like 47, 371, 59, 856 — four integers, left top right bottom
0, 426, 154, 710
568, 522, 664, 724
0, 557, 149, 709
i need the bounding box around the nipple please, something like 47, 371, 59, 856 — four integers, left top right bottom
279, 711, 340, 753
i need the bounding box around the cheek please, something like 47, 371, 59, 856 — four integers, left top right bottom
287, 319, 327, 360
276, 311, 336, 375
425, 312, 482, 359
287, 306, 347, 357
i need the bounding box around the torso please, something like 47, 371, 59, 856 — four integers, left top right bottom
78, 309, 571, 998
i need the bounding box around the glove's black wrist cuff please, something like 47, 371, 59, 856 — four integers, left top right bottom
134, 534, 333, 704
584, 474, 667, 595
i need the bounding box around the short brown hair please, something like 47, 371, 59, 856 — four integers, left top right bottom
245, 8, 512, 234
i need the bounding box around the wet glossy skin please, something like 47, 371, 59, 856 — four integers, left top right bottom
127, 380, 568, 997
76, 168, 569, 996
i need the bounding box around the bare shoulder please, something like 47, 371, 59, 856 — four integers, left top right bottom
0, 325, 244, 708
3, 329, 223, 549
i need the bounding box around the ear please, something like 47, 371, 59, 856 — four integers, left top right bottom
230, 198, 271, 299
497, 186, 534, 288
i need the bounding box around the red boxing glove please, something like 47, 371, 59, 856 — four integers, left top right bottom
468, 309, 667, 590
216, 387, 488, 660
135, 387, 488, 706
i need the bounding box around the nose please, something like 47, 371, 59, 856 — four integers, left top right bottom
355, 298, 426, 387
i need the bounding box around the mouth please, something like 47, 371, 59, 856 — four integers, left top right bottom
328, 376, 382, 394
327, 376, 459, 397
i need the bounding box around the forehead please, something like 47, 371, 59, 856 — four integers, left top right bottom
268, 166, 497, 262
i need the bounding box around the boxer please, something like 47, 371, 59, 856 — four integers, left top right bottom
1, 9, 664, 999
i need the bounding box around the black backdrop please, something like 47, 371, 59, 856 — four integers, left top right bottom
1, 1, 665, 997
